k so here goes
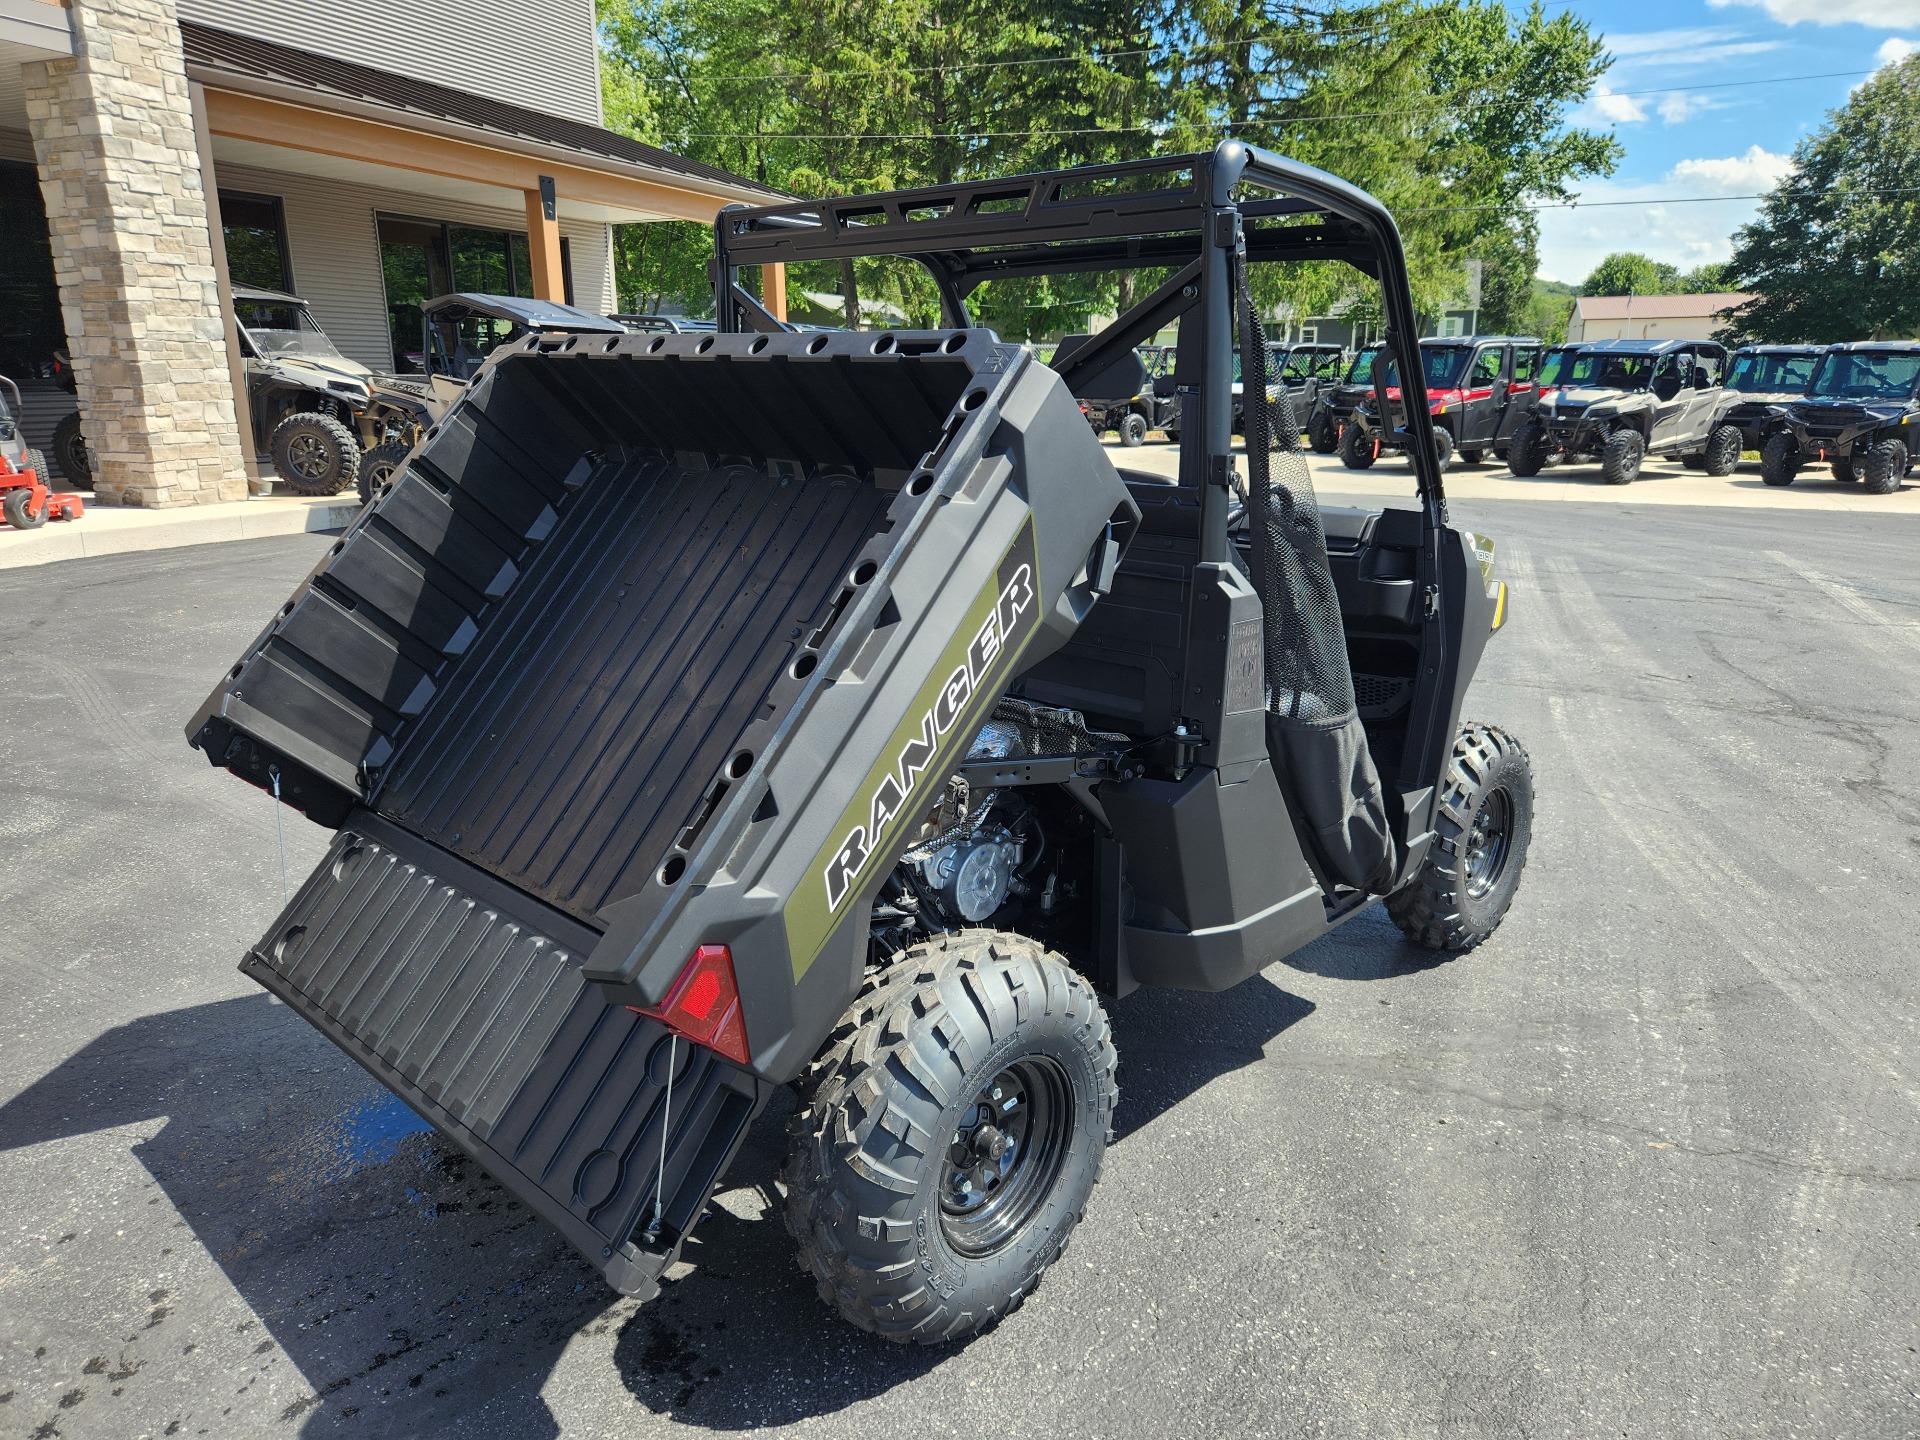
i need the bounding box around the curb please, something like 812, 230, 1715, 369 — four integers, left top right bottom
0, 496, 360, 572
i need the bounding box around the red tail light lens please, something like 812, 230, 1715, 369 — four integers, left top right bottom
628, 944, 750, 1066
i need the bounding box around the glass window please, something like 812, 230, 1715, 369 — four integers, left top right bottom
1513, 347, 1540, 384
1468, 348, 1503, 386
219, 191, 291, 293
1421, 345, 1472, 387
451, 226, 513, 294
1808, 350, 1920, 400
1566, 351, 1653, 390
1345, 344, 1382, 382
233, 296, 345, 361
1727, 351, 1816, 393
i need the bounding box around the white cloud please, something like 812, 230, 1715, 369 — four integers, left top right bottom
1535, 148, 1795, 284
1602, 27, 1783, 67
1577, 86, 1649, 125
1877, 36, 1917, 65
1668, 145, 1796, 193
1656, 92, 1716, 124
1708, 0, 1920, 25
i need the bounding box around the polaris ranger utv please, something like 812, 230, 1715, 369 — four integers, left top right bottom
186, 141, 1533, 1345
1507, 338, 1729, 484
1340, 334, 1542, 472
1758, 343, 1920, 494
1306, 341, 1382, 453
1709, 344, 1822, 462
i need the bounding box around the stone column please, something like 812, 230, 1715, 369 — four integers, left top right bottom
23, 0, 248, 507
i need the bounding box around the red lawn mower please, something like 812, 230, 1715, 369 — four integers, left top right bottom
0, 376, 84, 530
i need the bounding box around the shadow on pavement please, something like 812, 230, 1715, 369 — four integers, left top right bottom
1277, 901, 1455, 980
0, 962, 1320, 1434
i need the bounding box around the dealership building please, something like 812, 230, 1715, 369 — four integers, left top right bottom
0, 0, 776, 505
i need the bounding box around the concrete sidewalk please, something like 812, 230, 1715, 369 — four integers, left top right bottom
0, 490, 359, 570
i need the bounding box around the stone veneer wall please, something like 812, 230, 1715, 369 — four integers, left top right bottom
23, 0, 246, 506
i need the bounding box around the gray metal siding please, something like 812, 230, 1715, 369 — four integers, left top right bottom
177, 0, 603, 127
214, 161, 614, 371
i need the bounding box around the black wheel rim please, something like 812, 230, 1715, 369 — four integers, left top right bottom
286, 432, 331, 479
1463, 786, 1513, 899
938, 1056, 1073, 1258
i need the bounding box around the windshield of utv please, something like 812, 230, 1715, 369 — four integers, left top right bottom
1728, 351, 1817, 393
1345, 344, 1382, 382
1807, 351, 1920, 401
1565, 351, 1653, 391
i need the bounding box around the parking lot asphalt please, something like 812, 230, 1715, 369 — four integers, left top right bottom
2, 491, 1917, 1439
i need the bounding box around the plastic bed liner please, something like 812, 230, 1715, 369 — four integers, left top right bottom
190, 326, 1137, 1293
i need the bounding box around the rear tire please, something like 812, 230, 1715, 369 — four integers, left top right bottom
1600, 429, 1644, 485
270, 412, 359, 496
1458, 447, 1483, 467
1119, 412, 1147, 447
1681, 452, 1707, 471
51, 412, 90, 487
1860, 438, 1907, 494
1831, 456, 1858, 484
1308, 409, 1340, 454
1760, 432, 1800, 487
784, 930, 1117, 1344
1387, 723, 1534, 953
1506, 419, 1547, 477
1338, 421, 1376, 470
1703, 424, 1742, 477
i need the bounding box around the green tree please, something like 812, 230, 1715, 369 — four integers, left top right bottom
1680, 261, 1733, 292
1579, 251, 1683, 297
1722, 54, 1920, 343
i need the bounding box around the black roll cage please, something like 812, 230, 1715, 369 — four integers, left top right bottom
711, 140, 1448, 558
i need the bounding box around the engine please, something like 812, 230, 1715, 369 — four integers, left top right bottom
868, 699, 1122, 959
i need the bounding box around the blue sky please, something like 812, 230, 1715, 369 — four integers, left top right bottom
1532, 0, 1920, 284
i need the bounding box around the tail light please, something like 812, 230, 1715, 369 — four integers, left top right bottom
627, 944, 750, 1066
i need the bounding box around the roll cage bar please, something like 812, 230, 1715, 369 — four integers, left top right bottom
711, 140, 1448, 552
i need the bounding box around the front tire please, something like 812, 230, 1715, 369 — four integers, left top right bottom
1600, 428, 1644, 485
357, 441, 411, 504
1308, 409, 1340, 454
1860, 438, 1907, 494
1119, 411, 1148, 447
270, 412, 360, 496
1339, 421, 1376, 470
1506, 419, 1548, 477
785, 930, 1117, 1344
1431, 425, 1455, 473
3, 485, 47, 529
1388, 724, 1534, 952
1703, 424, 1742, 477
1760, 432, 1800, 487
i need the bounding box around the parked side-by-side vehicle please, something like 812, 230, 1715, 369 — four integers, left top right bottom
1341, 335, 1541, 472
1759, 342, 1920, 493
1507, 338, 1729, 484
188, 141, 1533, 1346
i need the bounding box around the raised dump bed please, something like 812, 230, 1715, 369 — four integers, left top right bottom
188, 326, 1136, 1296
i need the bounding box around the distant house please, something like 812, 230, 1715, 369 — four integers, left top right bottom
1567, 293, 1749, 343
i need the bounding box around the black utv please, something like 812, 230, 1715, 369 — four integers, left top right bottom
1307, 340, 1382, 453
1341, 334, 1542, 472
1064, 339, 1179, 445
1759, 343, 1920, 494
187, 141, 1533, 1346
1508, 338, 1730, 484
356, 293, 628, 499
1710, 344, 1822, 459
1272, 342, 1347, 437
